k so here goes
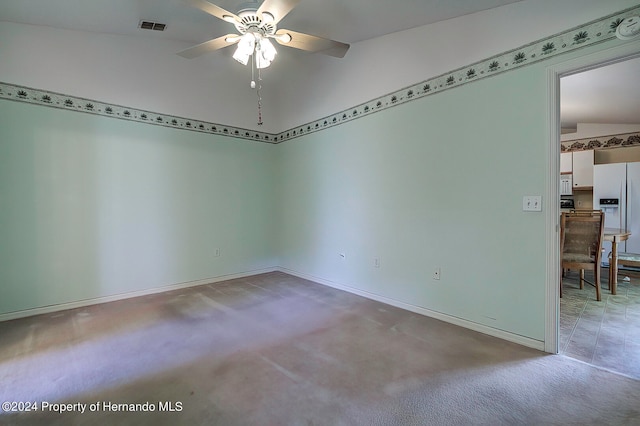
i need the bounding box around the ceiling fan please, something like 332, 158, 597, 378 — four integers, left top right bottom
177, 0, 350, 65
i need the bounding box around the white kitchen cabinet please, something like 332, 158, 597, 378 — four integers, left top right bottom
573, 150, 594, 188
560, 152, 572, 174
560, 175, 573, 195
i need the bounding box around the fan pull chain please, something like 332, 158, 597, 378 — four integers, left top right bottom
250, 53, 255, 88
246, 45, 264, 125
249, 50, 263, 125
256, 66, 263, 126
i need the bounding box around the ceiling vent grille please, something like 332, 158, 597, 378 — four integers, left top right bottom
139, 20, 166, 31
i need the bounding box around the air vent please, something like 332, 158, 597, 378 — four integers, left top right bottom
139, 20, 166, 31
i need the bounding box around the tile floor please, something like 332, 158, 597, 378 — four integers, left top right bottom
560, 268, 640, 379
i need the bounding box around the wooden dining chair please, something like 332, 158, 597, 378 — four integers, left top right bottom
560, 210, 605, 301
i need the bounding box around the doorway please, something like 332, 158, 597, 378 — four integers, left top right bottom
550, 47, 640, 378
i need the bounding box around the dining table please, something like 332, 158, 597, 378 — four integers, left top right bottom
604, 227, 631, 295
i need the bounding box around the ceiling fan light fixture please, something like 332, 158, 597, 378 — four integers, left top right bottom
255, 56, 271, 69
232, 50, 250, 65
232, 33, 255, 65
255, 38, 277, 68
260, 39, 277, 60
180, 0, 350, 124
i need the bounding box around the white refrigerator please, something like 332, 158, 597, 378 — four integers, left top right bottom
593, 162, 640, 263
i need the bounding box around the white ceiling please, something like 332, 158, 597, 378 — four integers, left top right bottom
0, 0, 525, 45
1, 0, 639, 129
560, 56, 640, 129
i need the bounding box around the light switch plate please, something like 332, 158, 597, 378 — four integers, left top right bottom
523, 195, 542, 212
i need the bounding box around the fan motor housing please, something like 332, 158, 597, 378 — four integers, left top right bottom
235, 11, 276, 36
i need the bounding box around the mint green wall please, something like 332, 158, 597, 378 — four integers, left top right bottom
276, 65, 548, 340
0, 100, 276, 315
0, 27, 632, 346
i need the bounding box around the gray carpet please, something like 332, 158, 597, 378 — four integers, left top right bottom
1, 272, 639, 425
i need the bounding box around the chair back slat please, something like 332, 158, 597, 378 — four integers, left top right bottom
563, 217, 602, 260
560, 210, 605, 301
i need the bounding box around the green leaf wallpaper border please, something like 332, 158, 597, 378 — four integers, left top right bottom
0, 84, 276, 143
273, 4, 639, 143
1, 4, 638, 144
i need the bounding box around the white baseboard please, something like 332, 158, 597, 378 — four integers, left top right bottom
1, 265, 545, 352
0, 267, 278, 322
278, 267, 546, 352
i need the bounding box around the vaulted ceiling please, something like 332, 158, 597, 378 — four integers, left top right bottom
1, 0, 639, 130
0, 0, 524, 45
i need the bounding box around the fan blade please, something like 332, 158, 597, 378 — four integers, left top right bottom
177, 34, 240, 59
274, 29, 350, 58
186, 0, 240, 23
257, 0, 300, 25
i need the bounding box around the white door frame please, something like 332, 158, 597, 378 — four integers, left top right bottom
545, 41, 640, 354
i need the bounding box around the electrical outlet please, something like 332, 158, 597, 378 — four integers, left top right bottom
433, 267, 441, 280
374, 257, 380, 268
214, 248, 221, 257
